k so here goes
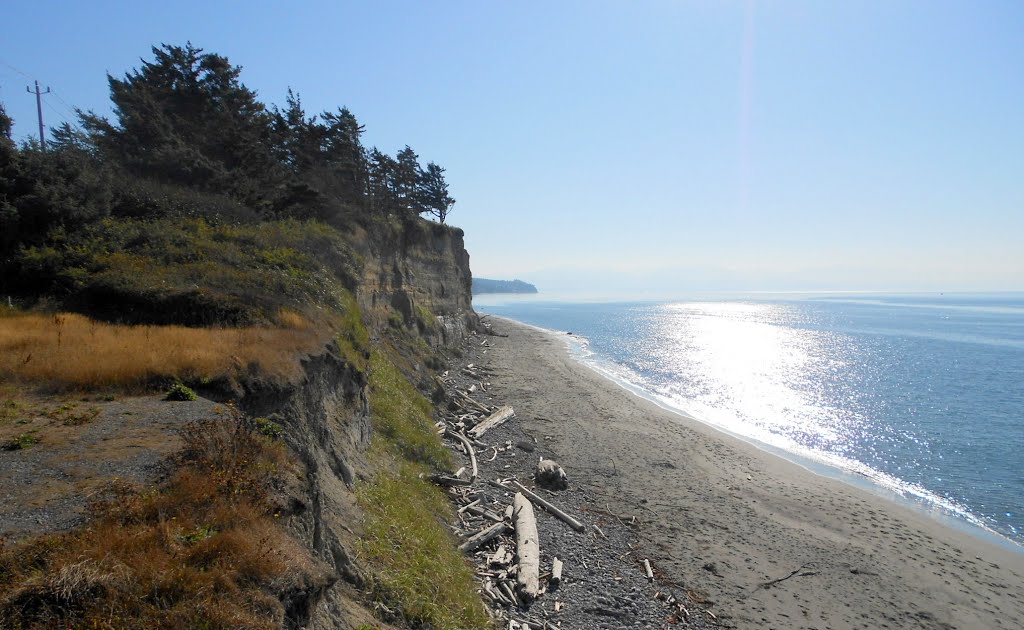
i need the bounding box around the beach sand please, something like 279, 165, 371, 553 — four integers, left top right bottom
480, 317, 1024, 629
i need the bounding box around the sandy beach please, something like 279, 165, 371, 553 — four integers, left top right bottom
479, 317, 1024, 629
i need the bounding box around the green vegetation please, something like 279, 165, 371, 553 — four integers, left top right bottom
368, 351, 450, 469
2, 43, 460, 327
336, 291, 371, 371
165, 382, 198, 401
3, 431, 38, 451
358, 350, 490, 628
357, 463, 490, 630
255, 416, 284, 440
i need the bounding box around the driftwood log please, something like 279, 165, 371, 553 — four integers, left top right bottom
469, 405, 515, 438
459, 521, 511, 553
535, 458, 568, 490
513, 492, 541, 601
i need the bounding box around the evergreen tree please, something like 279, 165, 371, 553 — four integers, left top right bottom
394, 145, 421, 217
418, 162, 455, 224
81, 43, 280, 203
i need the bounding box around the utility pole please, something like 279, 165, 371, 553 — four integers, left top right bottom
26, 80, 51, 152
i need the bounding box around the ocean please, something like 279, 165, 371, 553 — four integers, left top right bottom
472, 293, 1024, 547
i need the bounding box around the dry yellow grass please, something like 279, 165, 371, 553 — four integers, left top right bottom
0, 310, 326, 390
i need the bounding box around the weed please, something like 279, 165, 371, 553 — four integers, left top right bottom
43, 403, 101, 426
3, 432, 39, 451
165, 383, 198, 401
255, 417, 284, 440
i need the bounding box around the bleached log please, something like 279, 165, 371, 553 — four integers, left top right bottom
445, 429, 478, 483
644, 558, 654, 581
513, 492, 541, 601
459, 521, 511, 553
509, 480, 585, 532
550, 557, 563, 588
469, 405, 516, 438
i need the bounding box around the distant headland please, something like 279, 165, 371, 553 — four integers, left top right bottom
472, 278, 538, 295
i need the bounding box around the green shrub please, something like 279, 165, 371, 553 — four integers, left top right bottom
3, 432, 39, 451
165, 383, 198, 401
255, 417, 284, 440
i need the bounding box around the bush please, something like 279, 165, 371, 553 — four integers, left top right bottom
165, 383, 198, 401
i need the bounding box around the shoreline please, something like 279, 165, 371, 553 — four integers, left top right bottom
558, 327, 1024, 556
481, 316, 1024, 629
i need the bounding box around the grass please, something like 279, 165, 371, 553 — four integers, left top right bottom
0, 412, 319, 629
0, 310, 327, 390
368, 351, 451, 470
336, 291, 371, 372
357, 350, 490, 629
357, 462, 490, 630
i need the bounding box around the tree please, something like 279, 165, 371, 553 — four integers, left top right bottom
418, 162, 455, 223
367, 148, 397, 215
394, 145, 422, 218
81, 43, 280, 202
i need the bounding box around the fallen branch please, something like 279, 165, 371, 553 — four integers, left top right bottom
507, 480, 585, 532
445, 429, 478, 482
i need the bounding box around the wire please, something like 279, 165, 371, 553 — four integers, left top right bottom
0, 58, 34, 81
49, 90, 80, 118
43, 99, 71, 125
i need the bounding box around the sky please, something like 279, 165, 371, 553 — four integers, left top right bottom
2, 1, 1022, 296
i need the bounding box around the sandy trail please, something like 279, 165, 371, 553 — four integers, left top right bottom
479, 317, 1024, 629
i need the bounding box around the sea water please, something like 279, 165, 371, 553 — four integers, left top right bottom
472, 293, 1024, 546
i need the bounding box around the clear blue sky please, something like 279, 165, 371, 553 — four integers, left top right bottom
3, 1, 1022, 295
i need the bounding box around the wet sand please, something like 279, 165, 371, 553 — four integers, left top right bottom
480, 317, 1024, 629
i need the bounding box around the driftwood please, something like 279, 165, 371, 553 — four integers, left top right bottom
469, 405, 515, 438
459, 521, 511, 553
513, 492, 541, 601
550, 557, 563, 589
425, 473, 473, 487
508, 480, 586, 532
644, 558, 654, 581
445, 430, 478, 482
535, 459, 568, 490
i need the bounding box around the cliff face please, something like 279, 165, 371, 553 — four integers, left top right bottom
241, 221, 477, 629
356, 222, 477, 346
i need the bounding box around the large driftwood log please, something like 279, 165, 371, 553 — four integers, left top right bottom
458, 521, 511, 553
513, 492, 541, 601
469, 405, 515, 438
509, 480, 585, 532
445, 429, 478, 482
535, 458, 568, 490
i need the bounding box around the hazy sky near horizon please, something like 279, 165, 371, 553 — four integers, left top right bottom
2, 1, 1022, 294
